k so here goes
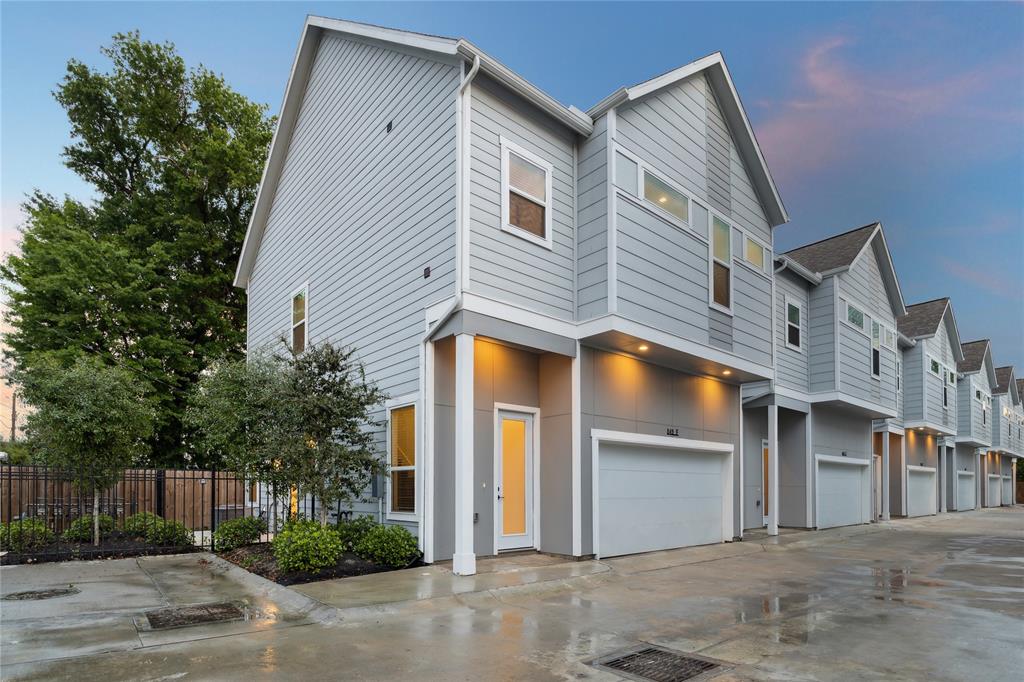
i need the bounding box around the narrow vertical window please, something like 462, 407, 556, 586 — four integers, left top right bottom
501, 139, 553, 247
871, 321, 881, 378
389, 404, 416, 515
943, 385, 949, 408
711, 217, 732, 310
291, 287, 307, 353
785, 298, 801, 350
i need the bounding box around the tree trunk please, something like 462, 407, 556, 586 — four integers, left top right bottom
93, 493, 100, 547
318, 503, 328, 527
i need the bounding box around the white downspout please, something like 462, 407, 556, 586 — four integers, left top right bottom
455, 56, 480, 297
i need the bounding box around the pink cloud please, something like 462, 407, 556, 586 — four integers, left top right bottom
937, 257, 1019, 300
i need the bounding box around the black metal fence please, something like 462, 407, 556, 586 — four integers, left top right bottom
0, 464, 325, 564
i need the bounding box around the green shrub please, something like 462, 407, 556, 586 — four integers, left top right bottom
123, 512, 163, 538
214, 516, 266, 552
354, 524, 420, 568
0, 519, 54, 552
145, 519, 194, 547
336, 515, 377, 551
272, 520, 342, 573
63, 514, 115, 542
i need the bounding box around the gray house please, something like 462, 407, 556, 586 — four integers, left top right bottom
987, 366, 1021, 506
741, 223, 905, 533
891, 298, 964, 517
234, 17, 789, 574
953, 340, 997, 511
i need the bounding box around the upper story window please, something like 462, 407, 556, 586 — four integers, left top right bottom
845, 302, 865, 331
388, 402, 417, 517
785, 297, 802, 351
501, 138, 553, 248
947, 370, 956, 386
929, 357, 941, 375
896, 360, 902, 392
870, 321, 881, 378
643, 170, 689, 223
291, 286, 307, 353
710, 216, 732, 312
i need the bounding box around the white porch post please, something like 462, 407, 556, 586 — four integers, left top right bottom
976, 452, 983, 509
901, 437, 908, 517
881, 432, 890, 520
939, 443, 947, 513
1013, 460, 1018, 505
767, 404, 779, 536
453, 333, 476, 575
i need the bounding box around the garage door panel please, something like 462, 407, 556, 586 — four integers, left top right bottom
1002, 476, 1012, 505
907, 468, 937, 518
986, 475, 1001, 507
956, 473, 975, 510
597, 441, 730, 558
817, 460, 868, 530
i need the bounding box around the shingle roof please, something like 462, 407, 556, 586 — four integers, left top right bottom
993, 366, 1014, 394
1017, 378, 1024, 398
783, 223, 878, 274
897, 298, 949, 339
958, 340, 990, 373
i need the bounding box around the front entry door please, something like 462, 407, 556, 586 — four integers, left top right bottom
762, 441, 769, 525
496, 412, 535, 551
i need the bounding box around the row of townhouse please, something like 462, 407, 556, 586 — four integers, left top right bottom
234, 17, 1019, 574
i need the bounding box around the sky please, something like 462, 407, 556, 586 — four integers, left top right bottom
1, 0, 1022, 410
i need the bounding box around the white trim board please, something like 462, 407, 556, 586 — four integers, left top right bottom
492, 403, 542, 553
589, 429, 734, 560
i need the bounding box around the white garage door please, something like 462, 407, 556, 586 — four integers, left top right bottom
907, 466, 937, 518
597, 439, 731, 558
986, 474, 1001, 507
816, 457, 869, 529
1002, 476, 1013, 506
956, 472, 976, 510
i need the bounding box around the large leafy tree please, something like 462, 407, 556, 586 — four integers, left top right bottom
24, 357, 154, 545
1, 33, 273, 466
188, 342, 387, 526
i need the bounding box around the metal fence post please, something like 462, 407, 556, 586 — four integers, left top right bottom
210, 469, 217, 552
155, 469, 165, 518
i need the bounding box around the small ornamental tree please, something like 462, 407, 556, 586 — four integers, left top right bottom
188, 342, 386, 527
23, 357, 153, 545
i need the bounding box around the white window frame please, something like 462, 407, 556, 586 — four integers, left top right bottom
870, 320, 882, 380
784, 295, 803, 352
613, 145, 709, 240
842, 300, 867, 334
928, 356, 941, 376
290, 283, 308, 353
500, 136, 554, 250
739, 232, 772, 278
708, 212, 734, 315
640, 166, 691, 228
896, 360, 902, 393
386, 394, 420, 522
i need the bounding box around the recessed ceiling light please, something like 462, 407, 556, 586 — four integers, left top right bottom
638, 344, 649, 352
658, 196, 667, 203
722, 370, 732, 376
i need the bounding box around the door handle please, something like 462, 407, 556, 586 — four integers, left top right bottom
497, 486, 503, 501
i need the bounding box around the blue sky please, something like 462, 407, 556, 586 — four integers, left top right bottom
2, 1, 1022, 369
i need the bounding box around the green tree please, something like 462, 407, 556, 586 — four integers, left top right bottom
23, 357, 153, 545
188, 343, 387, 526
1, 33, 273, 466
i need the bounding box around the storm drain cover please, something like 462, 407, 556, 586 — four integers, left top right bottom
144, 601, 245, 630
2, 587, 80, 601
590, 645, 721, 682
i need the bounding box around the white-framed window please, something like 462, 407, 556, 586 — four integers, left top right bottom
943, 384, 949, 408
742, 234, 771, 276
643, 169, 689, 224
845, 301, 865, 332
500, 137, 553, 249
883, 327, 895, 350
387, 398, 418, 519
896, 360, 902, 393
785, 296, 802, 351
709, 215, 733, 313
947, 370, 956, 386
929, 357, 941, 376
871, 321, 881, 378
290, 285, 308, 353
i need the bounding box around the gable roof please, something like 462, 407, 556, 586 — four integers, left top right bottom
1017, 378, 1024, 399
958, 340, 990, 373
783, 222, 906, 317
897, 298, 965, 364
993, 366, 1015, 395
588, 53, 788, 227
234, 16, 595, 287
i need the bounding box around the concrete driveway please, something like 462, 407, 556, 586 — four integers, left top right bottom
1, 508, 1021, 681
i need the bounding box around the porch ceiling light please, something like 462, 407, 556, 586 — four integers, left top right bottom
638, 344, 649, 352
722, 370, 732, 376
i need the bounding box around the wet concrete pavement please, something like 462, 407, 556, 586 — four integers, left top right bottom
1, 507, 1021, 681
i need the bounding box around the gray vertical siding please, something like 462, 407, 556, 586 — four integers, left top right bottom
704, 79, 731, 216
577, 114, 608, 319
468, 75, 577, 319
247, 34, 460, 525
922, 324, 956, 430
808, 277, 836, 391
775, 272, 810, 392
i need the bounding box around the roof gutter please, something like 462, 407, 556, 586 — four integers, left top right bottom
774, 255, 822, 285
456, 40, 593, 136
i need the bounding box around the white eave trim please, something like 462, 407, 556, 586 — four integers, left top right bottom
774, 255, 822, 285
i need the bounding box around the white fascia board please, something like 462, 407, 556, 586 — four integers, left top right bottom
816, 453, 870, 466
904, 420, 957, 436
907, 464, 937, 474
456, 41, 592, 135
591, 429, 733, 454
308, 16, 460, 55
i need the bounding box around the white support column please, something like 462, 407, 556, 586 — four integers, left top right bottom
881, 432, 890, 520
976, 451, 983, 509
1013, 460, 1018, 505
453, 333, 476, 575
939, 443, 947, 513
901, 437, 908, 517
767, 404, 779, 536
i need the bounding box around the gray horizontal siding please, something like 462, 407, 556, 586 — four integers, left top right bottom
468, 75, 576, 319
247, 34, 459, 522
903, 347, 924, 422
775, 271, 809, 391
808, 277, 836, 392
577, 114, 608, 319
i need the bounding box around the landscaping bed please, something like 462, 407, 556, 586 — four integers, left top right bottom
218, 543, 399, 585
1, 532, 198, 565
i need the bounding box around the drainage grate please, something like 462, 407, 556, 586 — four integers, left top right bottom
2, 587, 80, 601
591, 645, 721, 682
144, 601, 245, 630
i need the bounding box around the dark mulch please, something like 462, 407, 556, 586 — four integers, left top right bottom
218, 543, 408, 586
0, 532, 198, 565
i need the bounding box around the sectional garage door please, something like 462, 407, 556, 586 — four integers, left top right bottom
816, 456, 870, 529
1002, 476, 1013, 506
907, 466, 937, 517
595, 433, 733, 559
956, 472, 976, 510
986, 474, 1001, 507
